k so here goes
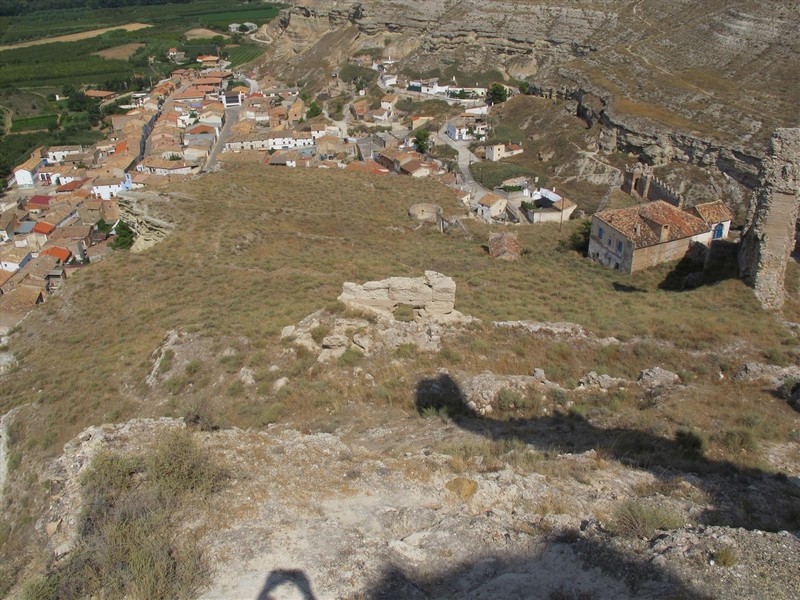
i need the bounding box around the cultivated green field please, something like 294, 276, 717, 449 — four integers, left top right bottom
0, 1, 282, 44
0, 1, 280, 178
8, 113, 58, 131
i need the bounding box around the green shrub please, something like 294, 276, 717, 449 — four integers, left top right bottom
714, 547, 738, 567
675, 428, 707, 458
610, 500, 684, 538
310, 324, 330, 345
157, 349, 174, 375
440, 346, 463, 364
337, 346, 363, 367
496, 388, 524, 410
395, 343, 417, 359
146, 429, 223, 498
713, 428, 758, 453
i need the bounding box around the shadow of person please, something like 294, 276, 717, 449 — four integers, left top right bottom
415, 373, 800, 534
257, 569, 317, 600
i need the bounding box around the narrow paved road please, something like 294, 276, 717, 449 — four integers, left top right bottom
204, 107, 240, 171
435, 122, 489, 200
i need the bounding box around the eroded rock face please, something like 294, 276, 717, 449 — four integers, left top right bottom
116, 192, 175, 253
739, 128, 800, 310
338, 271, 463, 322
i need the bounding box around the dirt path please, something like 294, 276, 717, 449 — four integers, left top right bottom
0, 23, 150, 51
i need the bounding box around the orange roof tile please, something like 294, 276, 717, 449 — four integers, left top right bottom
40, 246, 71, 262
594, 201, 710, 249
33, 222, 55, 235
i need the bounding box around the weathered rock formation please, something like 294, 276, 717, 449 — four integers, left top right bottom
116, 192, 175, 252
338, 271, 464, 322
738, 129, 800, 310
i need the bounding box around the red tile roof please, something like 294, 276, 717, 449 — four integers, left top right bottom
40, 246, 71, 262
28, 195, 52, 207
594, 201, 710, 249
33, 222, 55, 235
690, 200, 734, 225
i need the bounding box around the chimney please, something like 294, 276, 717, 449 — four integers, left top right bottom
659, 224, 670, 242
634, 222, 641, 237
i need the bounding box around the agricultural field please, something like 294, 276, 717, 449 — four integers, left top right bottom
9, 113, 58, 132
226, 44, 264, 67
94, 42, 146, 60
0, 1, 282, 45
0, 1, 280, 177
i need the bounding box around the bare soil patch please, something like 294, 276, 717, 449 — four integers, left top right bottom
0, 23, 150, 50
94, 42, 145, 60
185, 28, 229, 40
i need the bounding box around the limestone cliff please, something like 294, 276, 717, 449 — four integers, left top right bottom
267, 0, 800, 180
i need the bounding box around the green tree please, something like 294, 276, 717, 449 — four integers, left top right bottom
487, 83, 509, 105
306, 101, 322, 119
412, 129, 430, 154
110, 220, 134, 250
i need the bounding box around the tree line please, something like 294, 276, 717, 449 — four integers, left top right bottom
0, 0, 193, 17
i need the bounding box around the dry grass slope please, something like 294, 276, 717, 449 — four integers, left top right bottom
0, 164, 797, 592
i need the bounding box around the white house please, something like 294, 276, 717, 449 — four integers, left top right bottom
13, 151, 43, 188
446, 117, 488, 142
224, 131, 314, 152
91, 173, 133, 200
0, 245, 32, 272
381, 73, 398, 87
486, 143, 524, 162
45, 145, 83, 164
477, 193, 508, 221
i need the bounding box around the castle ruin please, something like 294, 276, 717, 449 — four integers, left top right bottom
622, 163, 685, 208
739, 129, 800, 310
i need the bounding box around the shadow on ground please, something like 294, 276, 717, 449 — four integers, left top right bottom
416, 373, 800, 534
256, 535, 712, 600
658, 240, 738, 291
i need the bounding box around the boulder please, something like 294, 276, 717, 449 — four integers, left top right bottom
638, 367, 680, 387
579, 371, 627, 390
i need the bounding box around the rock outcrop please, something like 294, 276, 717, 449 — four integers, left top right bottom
116, 191, 175, 252
738, 128, 800, 310
338, 271, 465, 322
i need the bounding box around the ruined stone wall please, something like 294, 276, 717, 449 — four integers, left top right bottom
337, 271, 461, 322
623, 163, 684, 207
739, 129, 800, 310
645, 176, 684, 208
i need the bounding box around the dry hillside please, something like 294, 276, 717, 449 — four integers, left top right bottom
0, 165, 799, 598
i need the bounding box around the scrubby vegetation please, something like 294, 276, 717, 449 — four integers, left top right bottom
21, 429, 224, 600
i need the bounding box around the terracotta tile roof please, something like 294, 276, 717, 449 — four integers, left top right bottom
488, 232, 521, 260
479, 192, 505, 207
0, 285, 43, 311
40, 246, 72, 262
344, 160, 390, 175
690, 200, 734, 225
0, 269, 13, 286
28, 195, 52, 207
33, 222, 55, 235
56, 178, 91, 193
594, 201, 710, 249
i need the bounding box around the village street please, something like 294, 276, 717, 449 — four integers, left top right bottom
204, 106, 241, 171
434, 123, 489, 201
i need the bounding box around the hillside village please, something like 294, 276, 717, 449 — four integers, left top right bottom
1, 2, 800, 599
0, 48, 750, 333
